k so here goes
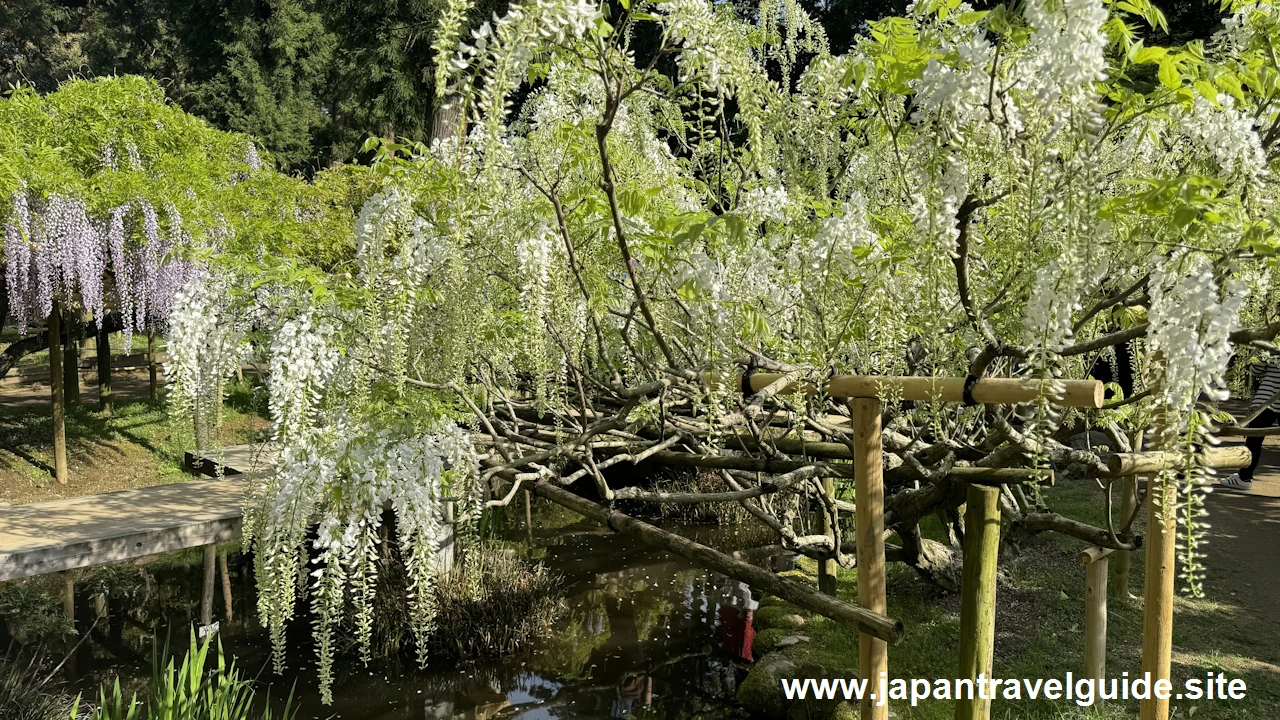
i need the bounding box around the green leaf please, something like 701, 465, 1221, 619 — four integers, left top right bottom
1158, 58, 1181, 90
1194, 80, 1220, 106
1172, 205, 1198, 228
1217, 73, 1245, 101
1132, 45, 1167, 64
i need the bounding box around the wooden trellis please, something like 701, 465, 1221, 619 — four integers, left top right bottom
1096, 446, 1249, 720
740, 373, 1104, 720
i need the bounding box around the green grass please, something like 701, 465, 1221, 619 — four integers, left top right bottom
0, 381, 269, 502
752, 479, 1280, 720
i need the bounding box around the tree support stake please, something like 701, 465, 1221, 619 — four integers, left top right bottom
854, 397, 888, 720
955, 484, 1000, 720
49, 299, 68, 485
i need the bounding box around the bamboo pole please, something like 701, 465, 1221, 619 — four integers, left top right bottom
1107, 447, 1249, 475
818, 474, 838, 596
1140, 352, 1174, 720
148, 327, 159, 402
738, 374, 1105, 409
530, 478, 904, 643
854, 398, 888, 720
218, 548, 233, 623
201, 544, 216, 628
955, 484, 1001, 720
1079, 546, 1115, 565
97, 322, 113, 414
49, 299, 69, 485
1140, 477, 1177, 720
1084, 552, 1109, 681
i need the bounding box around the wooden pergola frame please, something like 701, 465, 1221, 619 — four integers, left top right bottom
744, 373, 1104, 720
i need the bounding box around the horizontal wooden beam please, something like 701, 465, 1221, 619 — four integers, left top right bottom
1106, 446, 1250, 475
1218, 425, 1280, 437
954, 467, 1054, 486
735, 374, 1104, 409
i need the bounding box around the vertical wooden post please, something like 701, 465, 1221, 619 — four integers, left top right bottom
62, 573, 75, 626
97, 322, 113, 414
818, 474, 838, 596
49, 299, 69, 485
201, 544, 216, 628
218, 548, 233, 623
956, 484, 1001, 720
148, 327, 159, 402
63, 324, 80, 406
1111, 431, 1142, 599
1110, 476, 1137, 599
1140, 479, 1177, 720
1085, 555, 1109, 680
853, 397, 887, 720
63, 573, 77, 679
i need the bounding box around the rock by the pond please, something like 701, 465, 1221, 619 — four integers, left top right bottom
755, 604, 808, 630
753, 627, 791, 654
776, 635, 810, 648
737, 651, 802, 717
737, 646, 859, 719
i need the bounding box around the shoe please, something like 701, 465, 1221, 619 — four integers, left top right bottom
1218, 473, 1254, 491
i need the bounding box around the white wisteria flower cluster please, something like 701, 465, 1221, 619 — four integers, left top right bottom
165, 273, 247, 449
1148, 255, 1244, 597
1182, 94, 1268, 184
161, 0, 1280, 701
267, 310, 340, 444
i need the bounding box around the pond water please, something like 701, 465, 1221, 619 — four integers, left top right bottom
15, 502, 794, 719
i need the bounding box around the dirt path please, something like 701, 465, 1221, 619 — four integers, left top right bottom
0, 369, 161, 408
1200, 439, 1280, 663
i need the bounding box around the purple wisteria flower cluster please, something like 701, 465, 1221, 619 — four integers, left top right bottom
3, 190, 200, 348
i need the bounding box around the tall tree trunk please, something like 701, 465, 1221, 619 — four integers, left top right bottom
97, 323, 113, 414
431, 94, 463, 143
49, 299, 69, 484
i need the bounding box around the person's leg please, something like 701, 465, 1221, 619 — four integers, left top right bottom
1241, 409, 1277, 481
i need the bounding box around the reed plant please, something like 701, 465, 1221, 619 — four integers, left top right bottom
0, 652, 81, 720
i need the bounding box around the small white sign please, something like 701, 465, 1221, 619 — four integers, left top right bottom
198, 621, 220, 639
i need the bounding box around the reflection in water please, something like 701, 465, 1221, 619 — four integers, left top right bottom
2, 504, 788, 719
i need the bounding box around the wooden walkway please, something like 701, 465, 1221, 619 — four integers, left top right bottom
0, 442, 453, 583
0, 442, 272, 582
0, 478, 245, 581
